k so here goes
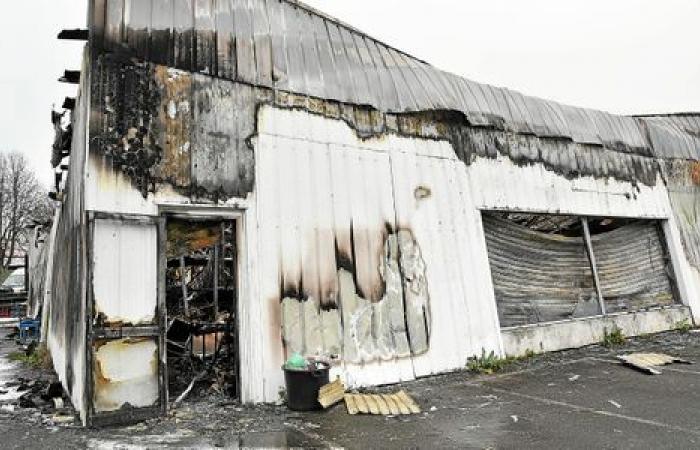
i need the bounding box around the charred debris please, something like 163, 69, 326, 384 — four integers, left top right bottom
165, 218, 239, 404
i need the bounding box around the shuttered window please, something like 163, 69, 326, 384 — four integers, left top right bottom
482, 213, 678, 328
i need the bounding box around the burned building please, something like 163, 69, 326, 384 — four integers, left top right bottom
39, 0, 700, 426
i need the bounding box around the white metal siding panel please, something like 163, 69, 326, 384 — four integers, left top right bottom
466, 156, 671, 219
254, 107, 505, 394
251, 106, 695, 401
390, 147, 502, 377
92, 219, 158, 325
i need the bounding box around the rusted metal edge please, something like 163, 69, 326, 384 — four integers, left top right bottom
157, 216, 169, 414
91, 211, 158, 223
85, 213, 96, 426
91, 326, 160, 339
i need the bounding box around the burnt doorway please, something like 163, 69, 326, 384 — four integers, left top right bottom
164, 216, 239, 404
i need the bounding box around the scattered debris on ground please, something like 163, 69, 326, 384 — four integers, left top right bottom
618, 352, 693, 375
0, 335, 78, 429
318, 378, 345, 409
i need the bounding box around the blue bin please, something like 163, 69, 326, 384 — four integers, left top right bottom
18, 318, 40, 345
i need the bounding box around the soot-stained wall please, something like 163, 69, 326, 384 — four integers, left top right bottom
90, 54, 666, 209
90, 54, 256, 202
83, 48, 700, 405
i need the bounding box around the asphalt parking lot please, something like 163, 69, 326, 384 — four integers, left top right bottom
1, 329, 699, 449
310, 331, 700, 449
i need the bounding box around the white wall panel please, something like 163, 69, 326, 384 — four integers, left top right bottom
251, 106, 698, 401
92, 219, 158, 325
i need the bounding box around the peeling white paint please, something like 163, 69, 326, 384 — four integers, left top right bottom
167, 100, 177, 119
94, 338, 159, 412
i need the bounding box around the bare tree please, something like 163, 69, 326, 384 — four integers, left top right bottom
0, 152, 53, 269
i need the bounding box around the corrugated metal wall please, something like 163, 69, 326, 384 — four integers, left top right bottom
46, 47, 90, 425
75, 0, 699, 408
253, 106, 504, 400
86, 56, 256, 213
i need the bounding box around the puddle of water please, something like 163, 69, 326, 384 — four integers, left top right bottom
0, 354, 23, 402
87, 430, 327, 449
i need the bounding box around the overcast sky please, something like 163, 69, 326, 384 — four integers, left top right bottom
1, 0, 698, 186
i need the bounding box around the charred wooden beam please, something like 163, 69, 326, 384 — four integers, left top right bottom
58, 70, 80, 84
166, 256, 209, 268
57, 29, 89, 40
62, 97, 76, 110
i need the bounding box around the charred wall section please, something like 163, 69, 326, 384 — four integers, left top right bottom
94, 0, 700, 162
663, 159, 700, 270
90, 48, 667, 207
90, 54, 256, 201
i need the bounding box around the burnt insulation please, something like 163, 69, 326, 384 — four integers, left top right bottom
94, 54, 163, 197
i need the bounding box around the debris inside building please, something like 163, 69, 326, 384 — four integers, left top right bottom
165, 218, 238, 401
26, 0, 700, 426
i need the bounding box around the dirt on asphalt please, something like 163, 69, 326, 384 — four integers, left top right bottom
1, 328, 700, 449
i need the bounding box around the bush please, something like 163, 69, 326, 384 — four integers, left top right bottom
602, 326, 625, 347
9, 343, 52, 370
467, 349, 515, 374
675, 319, 693, 334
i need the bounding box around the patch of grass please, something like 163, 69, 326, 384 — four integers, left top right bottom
602, 326, 626, 347
467, 349, 516, 375
675, 319, 693, 334
9, 344, 52, 369
524, 349, 537, 359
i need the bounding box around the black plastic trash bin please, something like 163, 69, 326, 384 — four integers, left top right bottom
283, 362, 330, 411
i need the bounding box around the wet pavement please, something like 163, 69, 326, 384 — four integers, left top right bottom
1, 328, 700, 448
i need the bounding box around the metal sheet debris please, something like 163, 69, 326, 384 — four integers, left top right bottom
618, 353, 693, 375
344, 390, 420, 415
318, 378, 345, 409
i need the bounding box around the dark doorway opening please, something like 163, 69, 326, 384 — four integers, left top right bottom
164, 217, 239, 403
